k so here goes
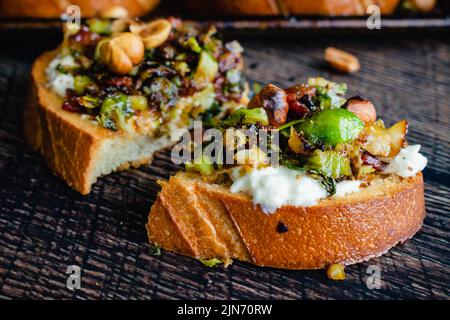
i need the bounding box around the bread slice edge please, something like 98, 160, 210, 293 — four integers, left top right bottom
147, 172, 425, 269
24, 50, 174, 194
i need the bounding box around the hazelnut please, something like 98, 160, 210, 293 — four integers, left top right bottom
327, 264, 346, 280
248, 84, 288, 127
130, 19, 172, 49
99, 32, 144, 74
325, 47, 360, 73
345, 96, 377, 123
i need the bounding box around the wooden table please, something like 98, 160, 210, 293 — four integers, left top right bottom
0, 31, 449, 300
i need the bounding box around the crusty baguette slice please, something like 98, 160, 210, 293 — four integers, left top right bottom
185, 0, 280, 16
25, 50, 174, 195
185, 0, 400, 16
282, 0, 401, 15
0, 0, 160, 18
147, 172, 425, 269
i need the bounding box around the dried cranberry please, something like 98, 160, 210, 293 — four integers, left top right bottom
62, 99, 82, 113
104, 76, 133, 89
71, 26, 101, 47
286, 93, 309, 117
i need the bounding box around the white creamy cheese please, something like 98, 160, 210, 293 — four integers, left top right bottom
46, 55, 77, 97
384, 145, 427, 178
334, 180, 363, 197
230, 166, 361, 214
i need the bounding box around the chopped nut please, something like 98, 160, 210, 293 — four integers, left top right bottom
130, 19, 172, 49
248, 84, 288, 127
345, 96, 377, 123
234, 146, 270, 166
325, 47, 360, 73
327, 263, 346, 280
99, 32, 144, 74
288, 127, 308, 154
111, 18, 132, 33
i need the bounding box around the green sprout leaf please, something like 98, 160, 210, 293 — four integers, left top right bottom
149, 246, 162, 257
199, 258, 223, 267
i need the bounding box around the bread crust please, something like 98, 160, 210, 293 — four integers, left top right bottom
185, 0, 400, 16
147, 172, 425, 269
185, 0, 280, 16
283, 0, 400, 15
0, 0, 160, 18
25, 50, 164, 194
25, 50, 249, 194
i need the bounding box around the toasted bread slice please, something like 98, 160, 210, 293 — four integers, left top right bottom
282, 0, 400, 15
25, 50, 175, 194
185, 0, 400, 16
147, 172, 425, 269
0, 0, 160, 18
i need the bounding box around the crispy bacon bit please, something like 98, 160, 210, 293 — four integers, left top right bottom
104, 76, 133, 89
285, 84, 317, 97
286, 93, 309, 117
285, 84, 317, 117
361, 152, 386, 172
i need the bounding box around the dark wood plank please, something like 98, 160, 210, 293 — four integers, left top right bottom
0, 33, 449, 300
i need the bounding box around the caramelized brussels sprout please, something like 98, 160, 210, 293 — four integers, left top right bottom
298, 108, 364, 147
306, 150, 352, 179
97, 93, 132, 131
74, 75, 92, 94
222, 107, 269, 128
194, 51, 219, 86
79, 95, 100, 109
130, 95, 148, 111
87, 19, 111, 35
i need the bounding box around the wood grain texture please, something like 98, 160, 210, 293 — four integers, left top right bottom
0, 33, 449, 300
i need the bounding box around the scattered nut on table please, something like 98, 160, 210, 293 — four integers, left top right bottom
130, 19, 172, 49
327, 264, 346, 280
325, 47, 360, 73
99, 32, 144, 74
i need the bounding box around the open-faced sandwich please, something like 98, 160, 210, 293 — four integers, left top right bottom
25, 17, 248, 194
146, 77, 427, 269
